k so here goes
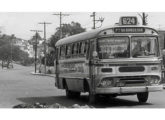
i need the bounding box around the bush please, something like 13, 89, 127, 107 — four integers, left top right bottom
41, 53, 55, 66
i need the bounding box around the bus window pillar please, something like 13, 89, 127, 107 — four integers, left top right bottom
89, 40, 98, 94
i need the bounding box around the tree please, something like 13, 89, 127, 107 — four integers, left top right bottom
29, 32, 42, 45
45, 22, 85, 66
0, 34, 30, 65
0, 34, 14, 61
48, 21, 86, 49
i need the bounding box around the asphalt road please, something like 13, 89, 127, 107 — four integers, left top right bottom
0, 64, 165, 108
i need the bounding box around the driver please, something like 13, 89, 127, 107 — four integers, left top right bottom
132, 41, 147, 57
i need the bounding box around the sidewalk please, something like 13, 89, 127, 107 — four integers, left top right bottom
31, 71, 55, 78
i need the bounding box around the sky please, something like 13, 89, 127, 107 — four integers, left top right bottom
0, 12, 165, 40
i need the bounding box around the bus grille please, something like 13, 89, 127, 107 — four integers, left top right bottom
119, 66, 145, 72
119, 77, 146, 86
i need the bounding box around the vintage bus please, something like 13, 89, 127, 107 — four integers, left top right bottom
54, 16, 163, 103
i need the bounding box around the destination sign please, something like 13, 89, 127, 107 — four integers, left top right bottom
114, 27, 145, 33
121, 17, 137, 25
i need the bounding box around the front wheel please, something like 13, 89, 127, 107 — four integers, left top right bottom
88, 88, 99, 104
88, 92, 98, 104
65, 85, 80, 98
137, 92, 149, 103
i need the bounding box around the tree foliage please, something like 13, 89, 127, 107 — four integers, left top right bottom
0, 34, 29, 64
48, 21, 86, 49
29, 32, 42, 45
46, 22, 85, 66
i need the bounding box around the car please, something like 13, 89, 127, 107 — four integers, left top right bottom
2, 60, 13, 69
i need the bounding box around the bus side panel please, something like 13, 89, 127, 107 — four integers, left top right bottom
65, 78, 84, 92
58, 59, 89, 92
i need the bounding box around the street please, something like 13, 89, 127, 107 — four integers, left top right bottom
0, 64, 165, 108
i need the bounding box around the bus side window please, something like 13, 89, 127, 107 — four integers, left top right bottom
72, 43, 77, 57
65, 45, 68, 58
79, 42, 82, 55
60, 45, 65, 59
66, 44, 71, 58
77, 43, 80, 55
72, 43, 75, 55
59, 46, 61, 59
82, 42, 85, 54
57, 47, 60, 59
84, 41, 89, 58
79, 42, 86, 57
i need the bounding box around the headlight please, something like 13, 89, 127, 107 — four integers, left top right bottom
146, 76, 161, 85
99, 78, 113, 87
151, 66, 159, 71
148, 65, 161, 72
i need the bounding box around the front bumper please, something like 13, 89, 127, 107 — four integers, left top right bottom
95, 85, 163, 94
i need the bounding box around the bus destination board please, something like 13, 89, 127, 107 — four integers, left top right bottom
114, 27, 145, 33
121, 17, 137, 25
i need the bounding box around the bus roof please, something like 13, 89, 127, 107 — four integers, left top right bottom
55, 27, 105, 46
55, 25, 157, 47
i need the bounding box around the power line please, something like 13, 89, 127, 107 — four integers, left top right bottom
38, 22, 51, 74
53, 12, 70, 39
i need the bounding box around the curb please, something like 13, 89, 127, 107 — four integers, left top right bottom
31, 72, 55, 78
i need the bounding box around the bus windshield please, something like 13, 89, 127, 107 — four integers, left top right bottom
97, 36, 130, 59
131, 36, 158, 58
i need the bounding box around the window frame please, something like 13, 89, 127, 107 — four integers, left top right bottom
131, 36, 159, 58
97, 36, 130, 59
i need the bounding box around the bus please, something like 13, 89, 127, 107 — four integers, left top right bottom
54, 16, 163, 103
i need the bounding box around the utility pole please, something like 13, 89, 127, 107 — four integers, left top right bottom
138, 12, 148, 25
10, 34, 15, 64
53, 12, 70, 39
30, 30, 42, 73
90, 12, 104, 29
38, 22, 51, 74
91, 12, 96, 29
164, 34, 165, 49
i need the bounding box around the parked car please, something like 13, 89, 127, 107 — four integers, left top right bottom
2, 60, 13, 69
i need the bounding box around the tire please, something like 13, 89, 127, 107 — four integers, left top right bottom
65, 84, 80, 98
88, 92, 97, 104
137, 92, 149, 103
73, 92, 81, 98
87, 84, 98, 104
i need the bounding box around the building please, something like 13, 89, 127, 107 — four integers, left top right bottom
13, 38, 34, 57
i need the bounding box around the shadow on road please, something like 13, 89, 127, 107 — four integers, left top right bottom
17, 95, 152, 108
